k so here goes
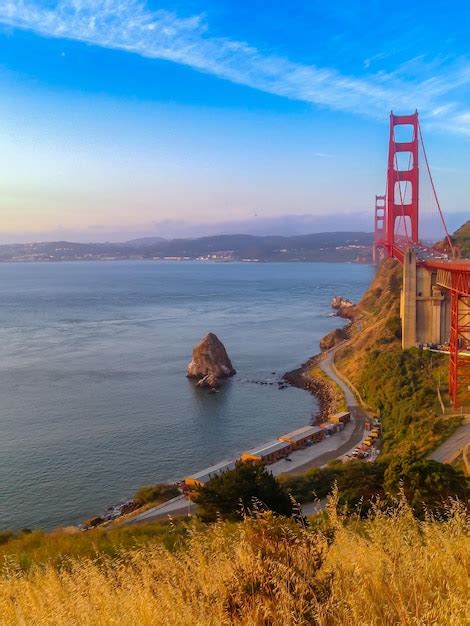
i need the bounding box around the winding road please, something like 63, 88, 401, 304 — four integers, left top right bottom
288, 344, 368, 473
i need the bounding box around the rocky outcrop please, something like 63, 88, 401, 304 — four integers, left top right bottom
187, 332, 236, 388
331, 296, 357, 320
196, 373, 220, 389
319, 327, 349, 351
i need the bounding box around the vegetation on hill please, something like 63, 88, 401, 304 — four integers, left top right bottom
335, 258, 461, 458
0, 521, 189, 572
0, 500, 467, 625
281, 455, 467, 518
450, 219, 470, 258
134, 483, 179, 506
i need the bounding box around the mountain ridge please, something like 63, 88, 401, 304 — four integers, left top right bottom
0, 231, 373, 263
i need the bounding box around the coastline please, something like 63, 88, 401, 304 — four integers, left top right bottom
283, 354, 335, 421
283, 307, 354, 422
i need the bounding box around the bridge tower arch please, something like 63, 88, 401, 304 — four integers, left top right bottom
386, 111, 419, 258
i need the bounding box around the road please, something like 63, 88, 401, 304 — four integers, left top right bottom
285, 343, 369, 472
428, 420, 470, 464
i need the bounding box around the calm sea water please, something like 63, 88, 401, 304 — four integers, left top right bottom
0, 261, 374, 530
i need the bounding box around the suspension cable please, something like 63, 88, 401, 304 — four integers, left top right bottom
417, 119, 455, 256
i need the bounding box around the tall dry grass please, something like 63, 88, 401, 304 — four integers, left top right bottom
0, 500, 468, 625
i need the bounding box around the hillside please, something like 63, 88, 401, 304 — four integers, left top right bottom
0, 232, 373, 263
0, 502, 467, 625
452, 219, 470, 257
335, 259, 461, 458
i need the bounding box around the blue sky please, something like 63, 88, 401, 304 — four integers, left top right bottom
0, 1, 469, 242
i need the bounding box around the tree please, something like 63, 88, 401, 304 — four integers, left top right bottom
384, 451, 468, 514
194, 461, 293, 522
335, 461, 386, 513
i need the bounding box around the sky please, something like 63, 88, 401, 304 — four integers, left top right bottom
0, 1, 469, 242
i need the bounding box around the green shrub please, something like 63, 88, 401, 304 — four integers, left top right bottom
134, 483, 179, 506
194, 460, 293, 522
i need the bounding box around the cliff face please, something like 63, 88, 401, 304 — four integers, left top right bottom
187, 333, 236, 384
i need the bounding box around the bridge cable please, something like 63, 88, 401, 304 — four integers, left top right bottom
417, 120, 455, 255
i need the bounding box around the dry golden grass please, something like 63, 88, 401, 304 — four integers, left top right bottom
1, 500, 468, 625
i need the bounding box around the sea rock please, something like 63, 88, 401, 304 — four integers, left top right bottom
331, 296, 357, 320
196, 373, 220, 389
187, 333, 236, 386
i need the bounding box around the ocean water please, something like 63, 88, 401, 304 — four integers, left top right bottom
0, 261, 374, 530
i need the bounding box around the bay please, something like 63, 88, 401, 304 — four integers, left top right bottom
0, 261, 374, 530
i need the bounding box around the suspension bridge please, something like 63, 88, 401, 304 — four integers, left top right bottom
372, 111, 470, 409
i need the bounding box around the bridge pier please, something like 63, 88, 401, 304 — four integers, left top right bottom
401, 248, 417, 348
401, 248, 450, 349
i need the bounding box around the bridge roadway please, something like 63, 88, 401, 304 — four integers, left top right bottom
428, 419, 470, 464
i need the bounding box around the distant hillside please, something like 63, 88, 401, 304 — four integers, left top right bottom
126, 236, 167, 246
452, 220, 470, 257
0, 232, 373, 263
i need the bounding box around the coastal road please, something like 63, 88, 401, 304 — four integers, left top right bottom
124, 495, 196, 525
320, 343, 357, 407
428, 419, 470, 464
286, 344, 368, 474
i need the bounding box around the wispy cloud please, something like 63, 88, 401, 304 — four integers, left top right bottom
1, 1, 470, 133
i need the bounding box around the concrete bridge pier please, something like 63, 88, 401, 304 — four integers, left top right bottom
400, 248, 450, 349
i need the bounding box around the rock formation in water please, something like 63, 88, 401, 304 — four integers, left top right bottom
331, 296, 357, 320
187, 332, 236, 388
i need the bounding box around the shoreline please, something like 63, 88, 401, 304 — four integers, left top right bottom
282, 354, 334, 422
282, 308, 354, 422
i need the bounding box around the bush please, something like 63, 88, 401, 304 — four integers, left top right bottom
134, 483, 179, 506
282, 461, 386, 515
194, 460, 293, 521
385, 315, 402, 339
384, 451, 469, 515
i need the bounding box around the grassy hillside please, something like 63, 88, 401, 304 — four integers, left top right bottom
335, 259, 461, 459
0, 502, 468, 625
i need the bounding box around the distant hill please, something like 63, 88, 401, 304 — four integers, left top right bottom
126, 236, 167, 246
452, 220, 470, 258
0, 232, 373, 263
